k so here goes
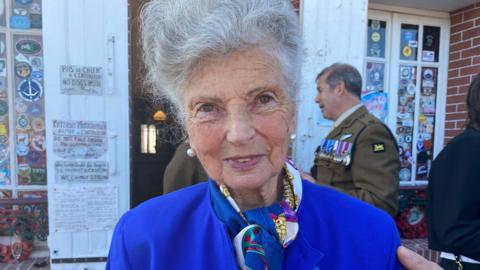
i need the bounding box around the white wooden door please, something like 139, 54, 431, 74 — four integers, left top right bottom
43, 0, 130, 269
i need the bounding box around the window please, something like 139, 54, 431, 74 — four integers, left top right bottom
365, 11, 448, 186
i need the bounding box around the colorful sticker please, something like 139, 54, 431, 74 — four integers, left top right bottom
15, 39, 41, 55
17, 79, 43, 102
402, 46, 412, 57
15, 61, 32, 78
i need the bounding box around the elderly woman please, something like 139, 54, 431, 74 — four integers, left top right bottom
107, 0, 440, 269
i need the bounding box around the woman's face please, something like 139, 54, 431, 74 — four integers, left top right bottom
184, 49, 295, 193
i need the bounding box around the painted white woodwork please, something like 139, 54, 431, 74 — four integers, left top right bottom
43, 0, 129, 269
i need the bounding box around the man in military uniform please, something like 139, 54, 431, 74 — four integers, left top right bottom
310, 63, 400, 217
163, 141, 208, 194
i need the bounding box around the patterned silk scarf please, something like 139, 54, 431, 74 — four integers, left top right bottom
209, 162, 302, 270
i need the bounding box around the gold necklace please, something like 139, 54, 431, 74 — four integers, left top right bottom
219, 166, 297, 244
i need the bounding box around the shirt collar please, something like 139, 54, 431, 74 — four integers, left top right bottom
333, 103, 363, 128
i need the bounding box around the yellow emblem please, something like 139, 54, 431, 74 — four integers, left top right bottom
402, 46, 412, 57
373, 143, 385, 152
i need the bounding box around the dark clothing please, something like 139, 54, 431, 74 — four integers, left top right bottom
312, 106, 400, 217
427, 128, 480, 261
163, 142, 208, 194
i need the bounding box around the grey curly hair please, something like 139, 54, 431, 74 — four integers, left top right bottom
140, 0, 301, 127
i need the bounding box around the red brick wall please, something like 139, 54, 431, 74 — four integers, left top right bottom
446, 4, 480, 143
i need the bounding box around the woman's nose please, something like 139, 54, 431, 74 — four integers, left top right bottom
225, 111, 255, 145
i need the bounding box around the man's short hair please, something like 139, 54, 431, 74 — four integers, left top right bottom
315, 63, 362, 98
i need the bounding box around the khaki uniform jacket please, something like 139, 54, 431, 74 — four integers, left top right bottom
314, 106, 400, 217
163, 142, 208, 194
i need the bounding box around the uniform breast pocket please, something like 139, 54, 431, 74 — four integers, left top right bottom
315, 158, 336, 185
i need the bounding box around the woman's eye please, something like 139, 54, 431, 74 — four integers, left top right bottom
258, 94, 274, 104
198, 103, 215, 113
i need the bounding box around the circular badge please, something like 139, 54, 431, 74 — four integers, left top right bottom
31, 70, 43, 80
31, 135, 45, 151
401, 67, 410, 78
0, 100, 7, 116
399, 168, 411, 181
30, 3, 41, 14
16, 143, 29, 156
15, 101, 27, 113
16, 114, 31, 130
407, 83, 416, 95
27, 103, 43, 117
31, 118, 44, 132
17, 79, 43, 102
371, 32, 381, 42
405, 135, 412, 143
423, 68, 433, 79
30, 57, 42, 70
15, 61, 32, 78
402, 46, 412, 57
399, 95, 408, 106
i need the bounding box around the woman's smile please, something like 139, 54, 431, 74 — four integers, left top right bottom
224, 154, 264, 171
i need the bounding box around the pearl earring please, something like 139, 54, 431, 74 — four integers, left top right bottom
290, 133, 296, 140
186, 148, 196, 157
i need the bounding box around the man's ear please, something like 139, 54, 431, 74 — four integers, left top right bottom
335, 81, 346, 96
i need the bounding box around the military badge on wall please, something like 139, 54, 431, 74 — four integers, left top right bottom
12, 34, 46, 185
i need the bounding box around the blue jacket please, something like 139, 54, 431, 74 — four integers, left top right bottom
107, 181, 403, 269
